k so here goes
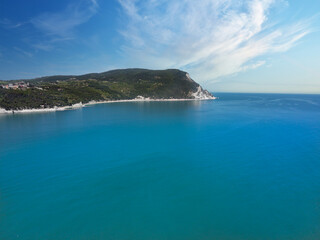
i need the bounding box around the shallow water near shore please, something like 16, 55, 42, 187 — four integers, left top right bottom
1, 93, 320, 240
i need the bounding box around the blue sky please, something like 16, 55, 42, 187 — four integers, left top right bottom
0, 0, 319, 93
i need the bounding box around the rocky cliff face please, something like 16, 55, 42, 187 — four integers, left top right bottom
184, 73, 215, 100
190, 86, 216, 100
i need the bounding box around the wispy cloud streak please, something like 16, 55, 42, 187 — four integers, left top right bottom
118, 0, 311, 82
0, 18, 26, 29
31, 0, 98, 40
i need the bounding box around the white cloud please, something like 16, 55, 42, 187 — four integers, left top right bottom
0, 18, 26, 29
13, 47, 33, 58
118, 0, 311, 83
31, 0, 98, 38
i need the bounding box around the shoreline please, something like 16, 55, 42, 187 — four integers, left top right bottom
0, 96, 216, 115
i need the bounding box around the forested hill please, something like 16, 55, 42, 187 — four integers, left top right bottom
0, 69, 214, 110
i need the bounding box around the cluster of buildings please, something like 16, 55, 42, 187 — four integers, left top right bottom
1, 82, 29, 90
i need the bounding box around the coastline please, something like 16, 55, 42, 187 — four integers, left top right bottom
0, 96, 216, 115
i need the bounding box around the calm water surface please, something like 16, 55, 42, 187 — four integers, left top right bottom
1, 93, 320, 240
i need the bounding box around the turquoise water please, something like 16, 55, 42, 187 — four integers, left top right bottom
1, 93, 320, 240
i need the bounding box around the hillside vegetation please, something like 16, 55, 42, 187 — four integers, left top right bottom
0, 69, 212, 110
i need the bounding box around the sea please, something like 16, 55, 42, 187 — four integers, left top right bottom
0, 93, 320, 240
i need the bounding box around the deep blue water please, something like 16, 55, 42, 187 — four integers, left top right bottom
1, 93, 320, 240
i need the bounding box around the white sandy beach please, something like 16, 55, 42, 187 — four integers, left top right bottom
0, 95, 216, 115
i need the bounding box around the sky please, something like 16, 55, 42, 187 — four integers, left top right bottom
0, 0, 319, 93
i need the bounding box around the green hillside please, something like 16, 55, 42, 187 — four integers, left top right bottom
0, 69, 213, 110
